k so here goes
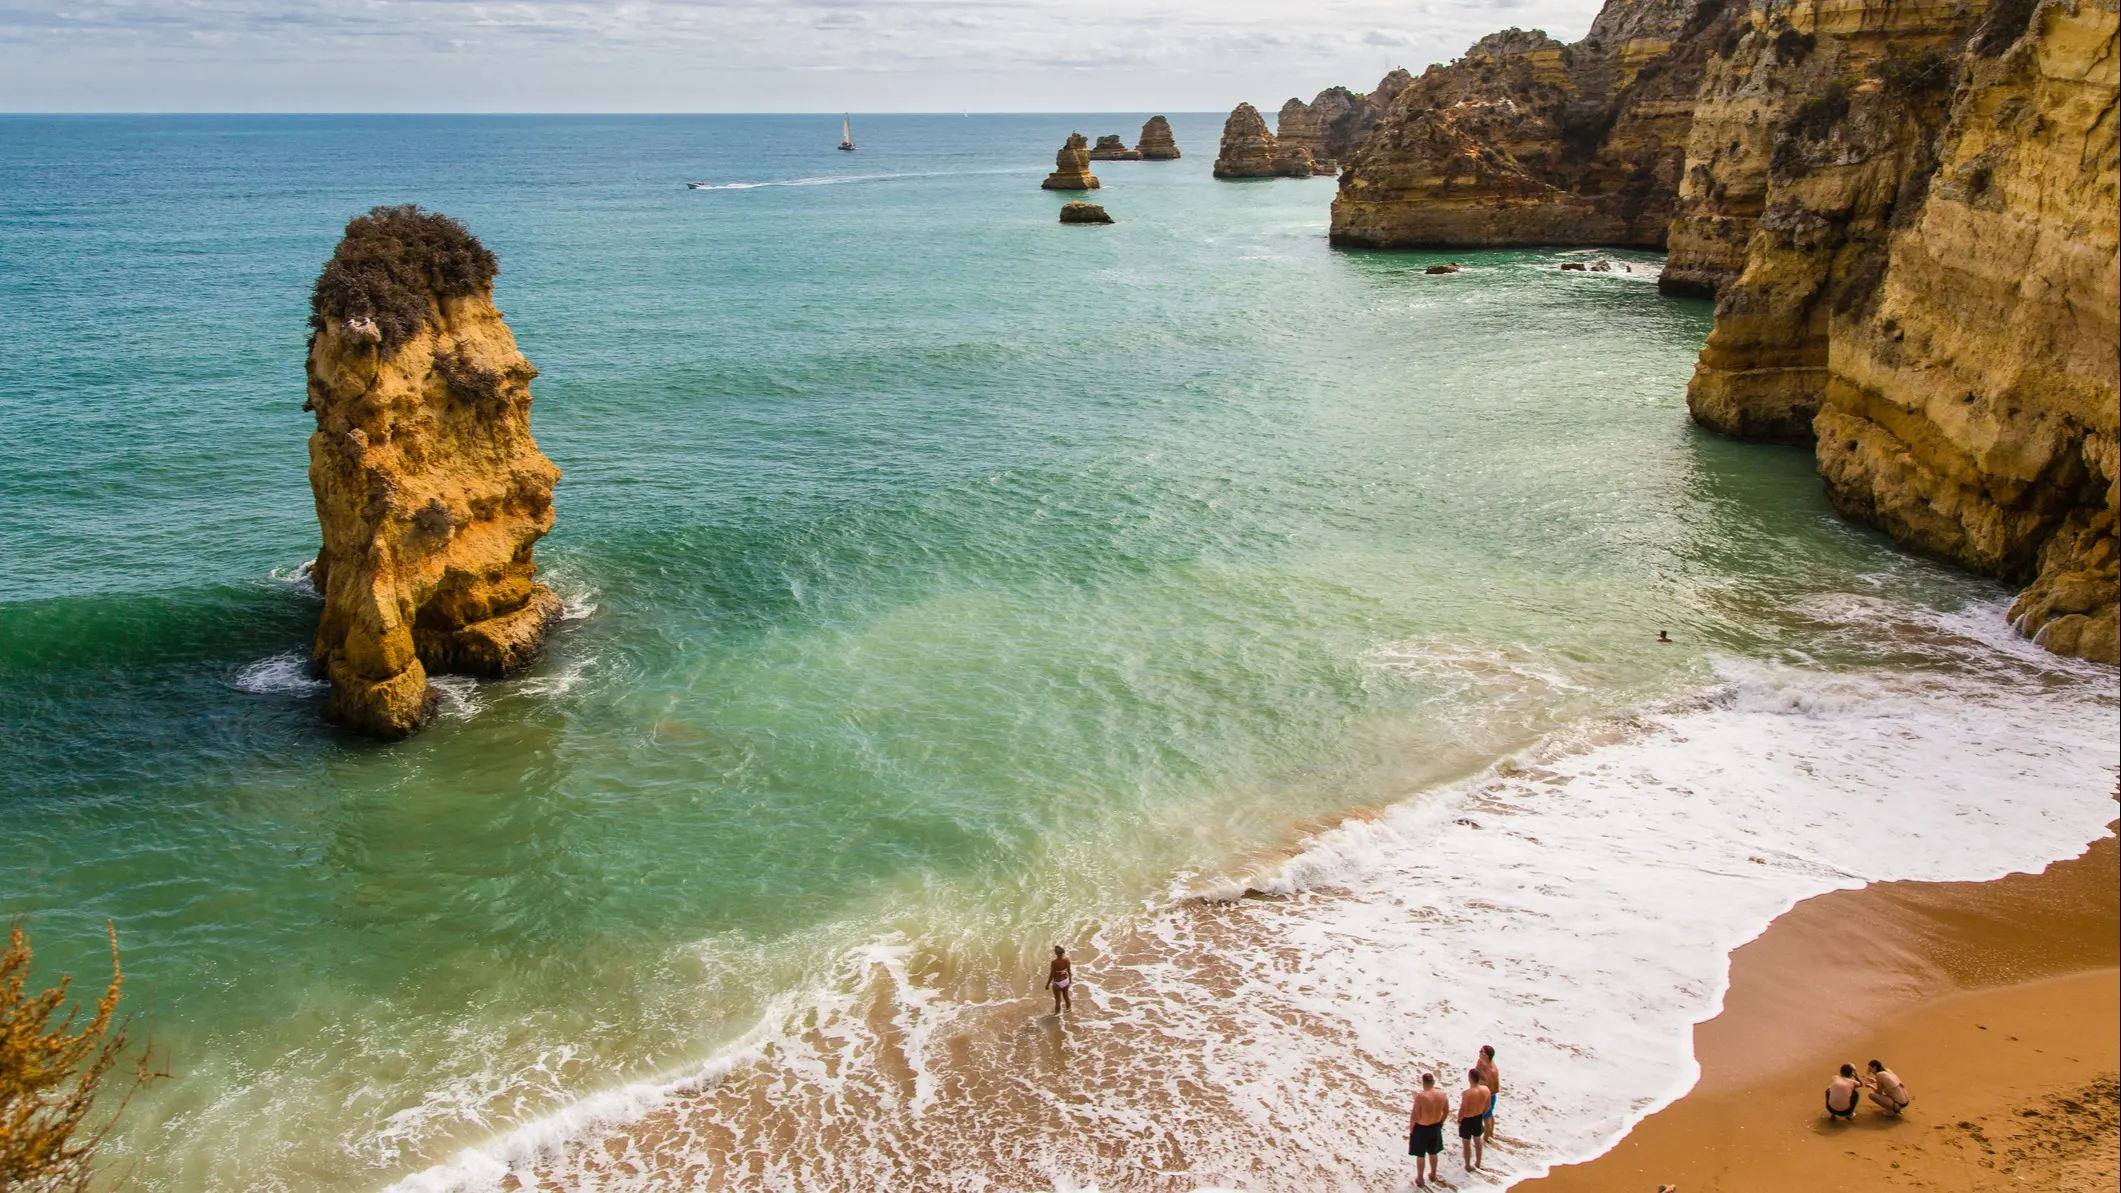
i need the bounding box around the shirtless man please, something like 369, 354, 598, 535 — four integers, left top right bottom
1474, 1044, 1501, 1141
1045, 945, 1073, 1013
1408, 1072, 1450, 1187
1459, 1067, 1493, 1171
1865, 1059, 1910, 1115
1826, 1063, 1862, 1120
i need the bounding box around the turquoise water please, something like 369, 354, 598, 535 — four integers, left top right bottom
0, 115, 2014, 1189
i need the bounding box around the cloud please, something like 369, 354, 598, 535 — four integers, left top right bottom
0, 0, 1611, 110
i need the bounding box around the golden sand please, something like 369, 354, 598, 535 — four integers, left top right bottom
1525, 834, 2120, 1192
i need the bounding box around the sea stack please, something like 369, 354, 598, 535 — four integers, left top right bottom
1136, 116, 1181, 160
1041, 133, 1101, 190
304, 205, 562, 738
1059, 201, 1114, 224
1212, 103, 1279, 179
1274, 99, 1338, 173
1087, 134, 1142, 161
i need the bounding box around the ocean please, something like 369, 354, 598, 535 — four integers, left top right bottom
1, 114, 2113, 1192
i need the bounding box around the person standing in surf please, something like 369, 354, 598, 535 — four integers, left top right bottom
1408, 1072, 1449, 1186
1046, 945, 1073, 1013
1458, 1067, 1492, 1171
1475, 1044, 1501, 1140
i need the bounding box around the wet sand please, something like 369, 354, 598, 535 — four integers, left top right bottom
1524, 831, 2120, 1193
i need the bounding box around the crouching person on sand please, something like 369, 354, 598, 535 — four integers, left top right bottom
1864, 1059, 1910, 1115
1826, 1063, 1862, 1120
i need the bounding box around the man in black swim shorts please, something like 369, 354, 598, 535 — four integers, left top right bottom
1458, 1067, 1492, 1171
1408, 1072, 1449, 1186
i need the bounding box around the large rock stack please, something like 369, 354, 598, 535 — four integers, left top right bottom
1136, 115, 1182, 160
1041, 133, 1101, 190
1212, 103, 1280, 178
304, 205, 562, 738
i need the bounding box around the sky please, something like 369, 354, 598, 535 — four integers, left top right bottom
0, 0, 1609, 112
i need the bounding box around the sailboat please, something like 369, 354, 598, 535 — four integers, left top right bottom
837, 115, 857, 152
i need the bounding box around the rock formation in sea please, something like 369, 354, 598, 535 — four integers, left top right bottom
1136, 116, 1182, 160
304, 205, 562, 737
1088, 135, 1142, 161
1273, 99, 1340, 174
1059, 201, 1114, 224
1329, 8, 1734, 250
1281, 0, 2117, 661
1212, 103, 1280, 179
1041, 133, 1101, 191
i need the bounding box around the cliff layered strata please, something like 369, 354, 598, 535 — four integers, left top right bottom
1137, 116, 1181, 160
1329, 4, 1732, 249
1042, 134, 1100, 190
305, 206, 562, 738
1678, 2, 1978, 441
1213, 103, 1280, 178
1815, 0, 2119, 663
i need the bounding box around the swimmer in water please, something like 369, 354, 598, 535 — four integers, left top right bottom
1046, 945, 1073, 1013
1657, 630, 1673, 643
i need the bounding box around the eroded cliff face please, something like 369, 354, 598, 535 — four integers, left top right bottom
1329, 3, 1733, 249
306, 206, 561, 738
1677, 2, 1975, 442
1817, 0, 2119, 662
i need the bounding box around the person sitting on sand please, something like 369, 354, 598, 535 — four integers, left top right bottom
1865, 1059, 1910, 1115
1045, 945, 1073, 1013
1459, 1067, 1492, 1170
1409, 1072, 1449, 1186
1826, 1063, 1862, 1120
1475, 1044, 1501, 1141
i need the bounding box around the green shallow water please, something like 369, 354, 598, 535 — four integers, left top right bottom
0, 114, 2003, 1189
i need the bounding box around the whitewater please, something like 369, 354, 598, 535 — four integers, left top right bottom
385, 594, 2119, 1191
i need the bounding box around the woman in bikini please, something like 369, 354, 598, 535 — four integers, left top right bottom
1046, 945, 1073, 1013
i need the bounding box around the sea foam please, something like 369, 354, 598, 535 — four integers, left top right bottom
382, 604, 2117, 1193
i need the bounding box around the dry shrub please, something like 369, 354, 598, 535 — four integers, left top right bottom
309, 205, 498, 357
1, 922, 162, 1193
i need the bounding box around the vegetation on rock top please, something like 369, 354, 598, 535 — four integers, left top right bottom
310, 205, 499, 356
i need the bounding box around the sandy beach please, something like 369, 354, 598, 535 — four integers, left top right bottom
1526, 829, 2120, 1192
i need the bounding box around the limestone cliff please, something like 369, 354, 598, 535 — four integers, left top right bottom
1088, 134, 1142, 161
1329, 3, 1733, 249
1815, 0, 2119, 663
1677, 6, 1976, 441
1137, 116, 1182, 160
1213, 104, 1280, 178
1042, 133, 1101, 191
305, 205, 561, 738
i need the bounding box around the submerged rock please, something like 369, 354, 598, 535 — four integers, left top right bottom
1559, 262, 1588, 271
1059, 201, 1114, 224
304, 205, 561, 739
1041, 133, 1101, 191
1425, 263, 1462, 275
1088, 134, 1142, 161
1136, 115, 1181, 160
1212, 103, 1279, 178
